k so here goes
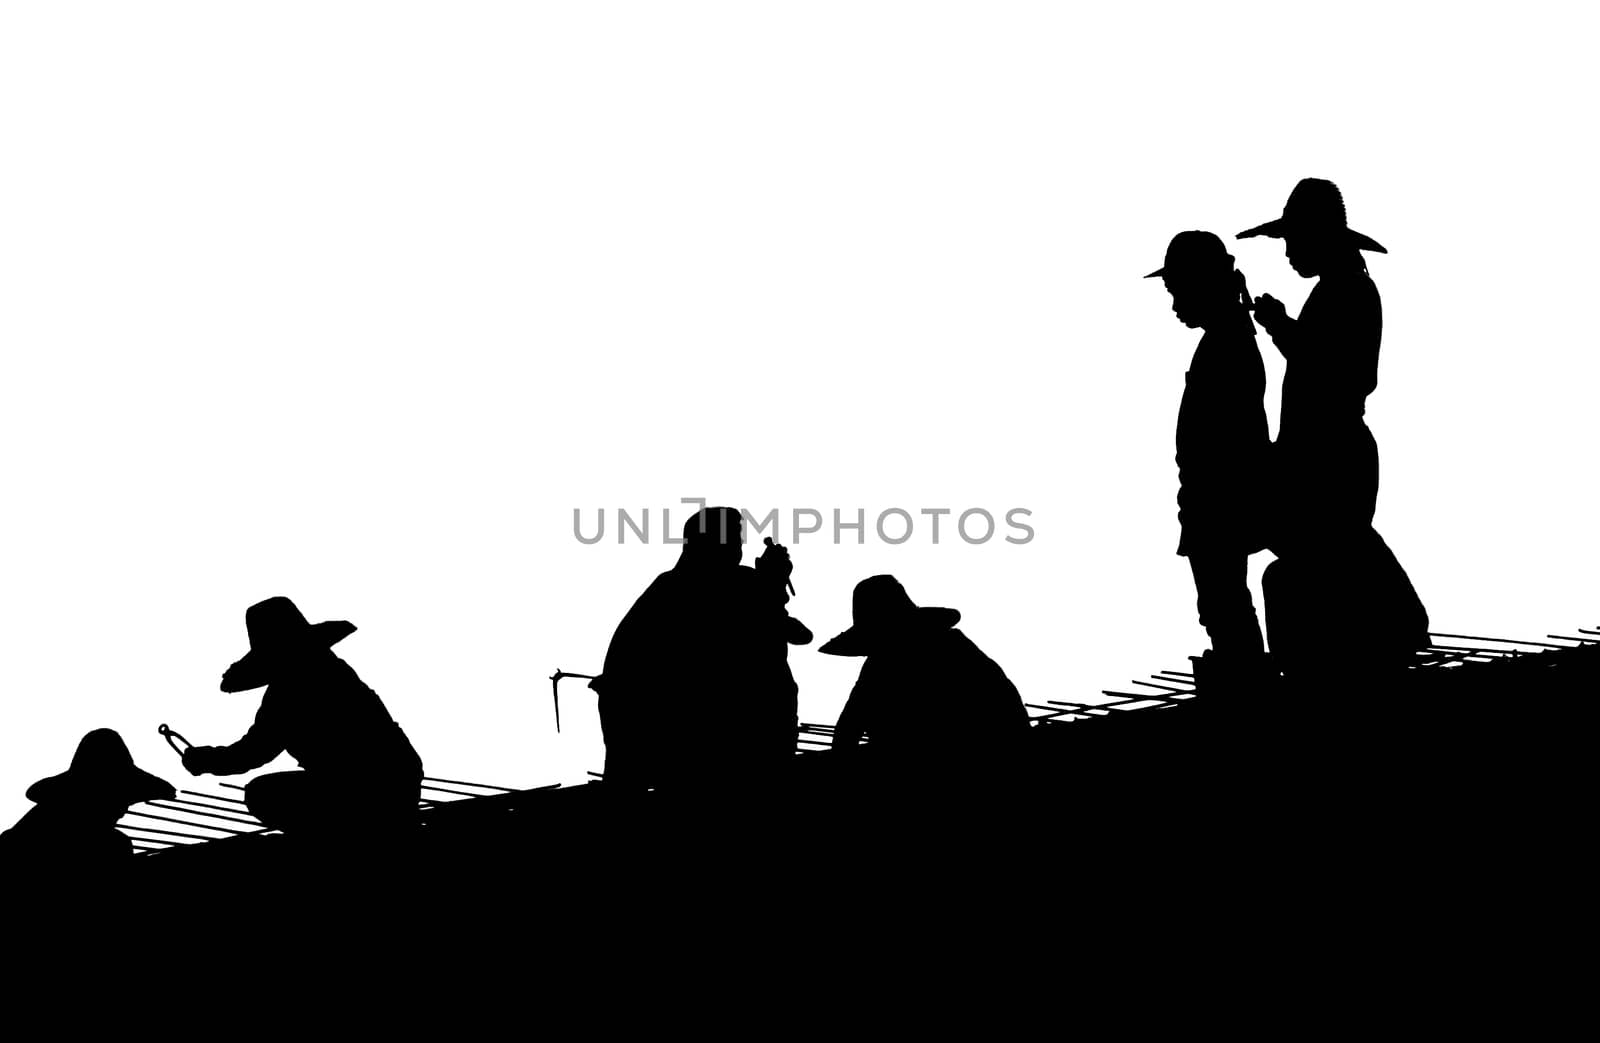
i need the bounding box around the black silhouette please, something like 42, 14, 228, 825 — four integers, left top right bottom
1238, 179, 1429, 678
0, 728, 174, 870
591, 507, 812, 790
178, 596, 423, 834
823, 575, 1027, 762
1148, 231, 1274, 687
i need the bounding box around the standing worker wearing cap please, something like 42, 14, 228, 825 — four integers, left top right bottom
179, 596, 424, 836
1147, 231, 1274, 687
1237, 179, 1428, 677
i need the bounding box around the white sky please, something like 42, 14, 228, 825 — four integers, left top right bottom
2, 2, 1597, 828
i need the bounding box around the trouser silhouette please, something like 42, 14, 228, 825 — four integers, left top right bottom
245, 770, 421, 835
1187, 551, 1265, 659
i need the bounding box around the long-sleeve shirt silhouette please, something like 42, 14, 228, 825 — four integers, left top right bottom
832, 628, 1027, 757
1174, 311, 1270, 556
1260, 266, 1385, 538
192, 655, 422, 782
597, 561, 805, 787
1267, 269, 1382, 443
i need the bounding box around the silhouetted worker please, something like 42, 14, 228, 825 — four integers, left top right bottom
824, 576, 1027, 765
1238, 179, 1429, 675
180, 596, 423, 835
0, 729, 175, 870
592, 507, 812, 790
1147, 231, 1273, 686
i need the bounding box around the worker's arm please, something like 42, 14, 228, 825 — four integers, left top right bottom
182, 705, 285, 777
1252, 293, 1299, 358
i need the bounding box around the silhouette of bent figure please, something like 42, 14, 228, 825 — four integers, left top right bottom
824, 576, 1028, 764
0, 728, 175, 870
593, 507, 812, 790
1148, 231, 1272, 678
181, 597, 423, 835
1239, 179, 1429, 675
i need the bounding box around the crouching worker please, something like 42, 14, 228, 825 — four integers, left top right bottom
181, 596, 423, 836
1, 729, 175, 872
594, 507, 812, 791
823, 576, 1028, 771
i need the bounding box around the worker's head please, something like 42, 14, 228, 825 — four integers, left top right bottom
1283, 230, 1368, 279
679, 506, 744, 568
24, 729, 176, 819
1147, 231, 1245, 330
1238, 178, 1384, 279
220, 596, 355, 692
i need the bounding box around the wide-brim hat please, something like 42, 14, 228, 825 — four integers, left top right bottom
1145, 229, 1235, 280
25, 729, 176, 807
1238, 178, 1387, 253
221, 596, 355, 692
818, 575, 960, 657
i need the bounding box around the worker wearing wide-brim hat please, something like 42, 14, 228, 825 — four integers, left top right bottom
0, 728, 175, 867
1146, 231, 1272, 677
179, 596, 423, 835
1238, 177, 1390, 546
823, 576, 1027, 762
1236, 178, 1429, 674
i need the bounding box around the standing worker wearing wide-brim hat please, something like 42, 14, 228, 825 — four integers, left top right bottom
1146, 231, 1273, 686
1237, 178, 1429, 677
179, 597, 424, 836
0, 728, 175, 870
1239, 177, 1389, 544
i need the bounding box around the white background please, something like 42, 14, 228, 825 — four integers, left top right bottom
2, 2, 1596, 829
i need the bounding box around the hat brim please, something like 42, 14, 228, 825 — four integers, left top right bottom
818, 607, 961, 657
26, 765, 176, 807
221, 620, 357, 691
1237, 219, 1387, 253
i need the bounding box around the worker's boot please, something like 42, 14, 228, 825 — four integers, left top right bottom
1190, 649, 1280, 699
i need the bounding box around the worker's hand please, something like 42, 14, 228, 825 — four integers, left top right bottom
1251, 293, 1288, 332
182, 746, 214, 776
785, 617, 814, 646
755, 539, 794, 585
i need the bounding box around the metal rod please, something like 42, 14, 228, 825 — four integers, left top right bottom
1130, 679, 1194, 695
549, 670, 599, 734
118, 824, 213, 842
1426, 644, 1517, 656
149, 799, 262, 826
122, 809, 255, 835
423, 775, 520, 793
419, 783, 488, 799
1429, 632, 1572, 650
180, 788, 247, 805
